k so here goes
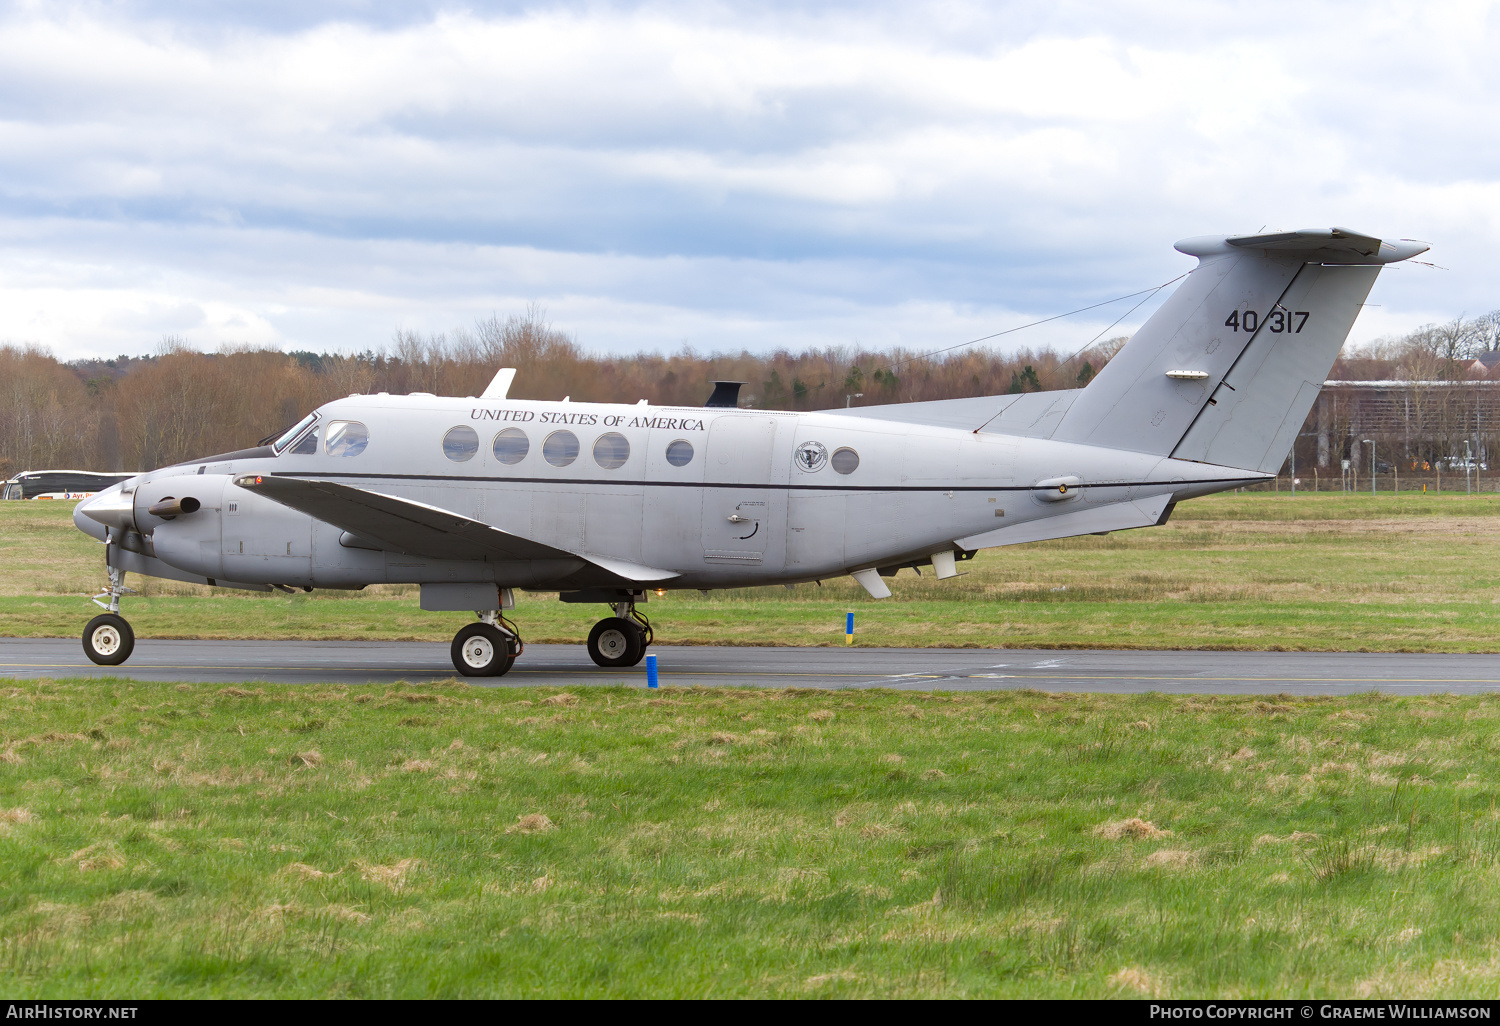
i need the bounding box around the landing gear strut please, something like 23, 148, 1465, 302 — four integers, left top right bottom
587, 600, 652, 668
451, 609, 522, 677
83, 566, 135, 666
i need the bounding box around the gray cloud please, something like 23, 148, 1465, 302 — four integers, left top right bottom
0, 0, 1490, 358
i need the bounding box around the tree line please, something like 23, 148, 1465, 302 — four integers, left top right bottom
0, 310, 1115, 477
6, 305, 1496, 479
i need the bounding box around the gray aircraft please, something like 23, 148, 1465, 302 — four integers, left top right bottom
72, 227, 1428, 675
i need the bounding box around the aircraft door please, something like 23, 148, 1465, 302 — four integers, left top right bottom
700, 415, 781, 569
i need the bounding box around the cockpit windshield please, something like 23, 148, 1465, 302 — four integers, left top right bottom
271, 412, 319, 454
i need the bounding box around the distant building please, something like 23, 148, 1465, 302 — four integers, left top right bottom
1311, 380, 1500, 469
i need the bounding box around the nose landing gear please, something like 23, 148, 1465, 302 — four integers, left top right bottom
83, 566, 136, 666
586, 600, 653, 668
450, 609, 523, 677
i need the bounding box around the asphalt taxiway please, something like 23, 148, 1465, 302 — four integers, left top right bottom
3, 638, 1500, 694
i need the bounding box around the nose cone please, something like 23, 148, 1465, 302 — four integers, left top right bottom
74, 483, 132, 540
73, 495, 109, 541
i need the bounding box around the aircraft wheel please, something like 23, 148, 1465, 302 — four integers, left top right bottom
83, 614, 134, 666
451, 623, 515, 677
587, 617, 645, 668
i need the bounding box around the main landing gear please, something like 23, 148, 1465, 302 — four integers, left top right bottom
450, 610, 523, 678
586, 600, 653, 669
83, 567, 136, 666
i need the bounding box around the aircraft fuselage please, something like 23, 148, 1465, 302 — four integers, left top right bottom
76, 393, 1259, 594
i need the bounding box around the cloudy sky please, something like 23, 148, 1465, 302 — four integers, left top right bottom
1, 0, 1495, 361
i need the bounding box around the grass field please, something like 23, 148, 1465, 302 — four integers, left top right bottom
2, 680, 1498, 998
6, 492, 1500, 651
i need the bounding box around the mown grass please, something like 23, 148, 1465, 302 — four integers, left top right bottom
3, 681, 1499, 997
7, 492, 1500, 650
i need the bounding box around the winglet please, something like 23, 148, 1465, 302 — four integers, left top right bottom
482, 368, 517, 399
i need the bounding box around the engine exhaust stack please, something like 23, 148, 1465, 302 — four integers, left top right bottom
147, 496, 201, 520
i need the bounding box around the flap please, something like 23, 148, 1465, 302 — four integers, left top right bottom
234, 474, 679, 583
956, 493, 1174, 550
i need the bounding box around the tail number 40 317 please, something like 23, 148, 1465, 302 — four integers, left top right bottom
1224, 310, 1309, 333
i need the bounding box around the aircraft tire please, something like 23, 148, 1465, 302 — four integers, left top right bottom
83, 613, 134, 666
587, 617, 645, 668
451, 623, 516, 677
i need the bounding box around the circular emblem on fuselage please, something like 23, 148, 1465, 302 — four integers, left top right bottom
794, 441, 829, 472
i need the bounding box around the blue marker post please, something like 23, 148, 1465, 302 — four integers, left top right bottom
646, 653, 659, 689
845, 612, 855, 646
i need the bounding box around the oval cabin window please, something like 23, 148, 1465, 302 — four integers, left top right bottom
543, 430, 580, 467
324, 421, 369, 458
492, 428, 529, 465
831, 447, 860, 474
442, 425, 479, 462
665, 439, 694, 467
593, 432, 630, 469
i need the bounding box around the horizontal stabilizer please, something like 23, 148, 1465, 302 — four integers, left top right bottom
235, 475, 679, 583
1221, 228, 1428, 265
956, 493, 1173, 551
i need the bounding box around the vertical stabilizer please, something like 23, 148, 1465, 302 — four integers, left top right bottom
1171, 263, 1377, 472
1050, 229, 1428, 469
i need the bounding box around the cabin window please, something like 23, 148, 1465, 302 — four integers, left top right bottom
543, 430, 580, 467
288, 425, 320, 455
442, 425, 480, 462
492, 428, 529, 465
324, 421, 369, 458
831, 447, 860, 475
665, 439, 694, 467
592, 432, 630, 469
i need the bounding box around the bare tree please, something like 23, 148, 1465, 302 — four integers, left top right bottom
1472, 310, 1500, 353
0, 344, 99, 472
1412, 317, 1482, 378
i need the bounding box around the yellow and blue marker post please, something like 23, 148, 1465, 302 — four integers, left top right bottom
845, 612, 854, 645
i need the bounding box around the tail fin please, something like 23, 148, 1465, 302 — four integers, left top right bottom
1051, 228, 1428, 471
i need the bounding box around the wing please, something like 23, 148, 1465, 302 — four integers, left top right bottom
234, 474, 679, 583
955, 493, 1174, 551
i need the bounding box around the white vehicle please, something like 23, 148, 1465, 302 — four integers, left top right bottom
72, 227, 1428, 674
4, 470, 136, 501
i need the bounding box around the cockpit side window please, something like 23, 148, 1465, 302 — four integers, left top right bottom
272, 412, 319, 454
287, 425, 320, 455
324, 421, 369, 458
